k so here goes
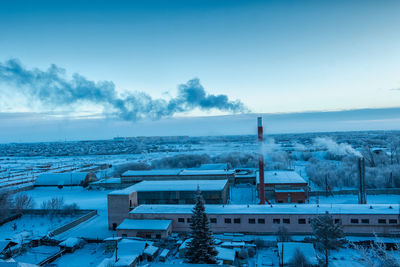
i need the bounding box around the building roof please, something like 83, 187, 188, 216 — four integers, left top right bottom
35, 172, 91, 186
196, 163, 229, 170
275, 189, 305, 193
179, 170, 234, 176
109, 179, 228, 195
257, 170, 306, 185
130, 204, 400, 215
121, 168, 234, 178
117, 219, 172, 231
122, 169, 182, 177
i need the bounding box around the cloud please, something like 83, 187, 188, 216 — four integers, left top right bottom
0, 59, 248, 121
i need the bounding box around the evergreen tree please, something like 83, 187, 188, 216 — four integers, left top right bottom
185, 187, 218, 264
311, 212, 346, 267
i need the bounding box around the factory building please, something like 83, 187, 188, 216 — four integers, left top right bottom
108, 179, 229, 229
257, 170, 308, 203
120, 168, 235, 185
127, 204, 400, 237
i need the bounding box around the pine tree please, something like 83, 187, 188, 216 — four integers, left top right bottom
311, 212, 346, 267
185, 187, 218, 264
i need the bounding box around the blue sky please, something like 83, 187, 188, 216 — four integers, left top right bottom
1, 0, 400, 141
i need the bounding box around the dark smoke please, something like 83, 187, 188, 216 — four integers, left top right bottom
0, 59, 248, 120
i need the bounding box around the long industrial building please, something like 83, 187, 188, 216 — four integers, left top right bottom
122, 204, 400, 237
120, 169, 236, 184
108, 179, 229, 229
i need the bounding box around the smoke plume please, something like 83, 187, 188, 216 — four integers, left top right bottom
314, 137, 362, 157
0, 59, 248, 120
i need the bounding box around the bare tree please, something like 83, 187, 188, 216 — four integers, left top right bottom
14, 194, 35, 211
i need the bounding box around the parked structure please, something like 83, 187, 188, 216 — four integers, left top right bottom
257, 170, 308, 203
127, 204, 400, 236
108, 179, 229, 229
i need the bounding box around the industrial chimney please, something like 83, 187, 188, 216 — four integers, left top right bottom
258, 117, 266, 204
358, 157, 367, 204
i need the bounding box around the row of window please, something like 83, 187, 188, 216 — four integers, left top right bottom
177, 217, 398, 225
350, 218, 397, 225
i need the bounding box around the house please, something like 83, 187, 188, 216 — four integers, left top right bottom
216, 247, 236, 265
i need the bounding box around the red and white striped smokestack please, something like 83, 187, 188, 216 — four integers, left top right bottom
258, 117, 266, 205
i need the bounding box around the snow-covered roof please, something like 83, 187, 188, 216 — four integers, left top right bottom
216, 247, 236, 262
130, 204, 400, 215
179, 169, 234, 176
277, 242, 318, 265
121, 169, 182, 177
59, 237, 84, 248
35, 172, 91, 186
111, 180, 227, 195
196, 163, 228, 170
275, 189, 305, 193
143, 245, 159, 256
159, 249, 169, 257
257, 170, 307, 184
117, 219, 172, 231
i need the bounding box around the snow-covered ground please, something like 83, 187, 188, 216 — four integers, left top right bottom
0, 214, 79, 241
52, 243, 112, 267
14, 245, 60, 265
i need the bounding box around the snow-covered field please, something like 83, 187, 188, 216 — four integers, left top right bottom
16, 187, 114, 240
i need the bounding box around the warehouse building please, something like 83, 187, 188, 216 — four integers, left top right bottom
120, 168, 235, 184
128, 204, 400, 236
35, 172, 97, 187
108, 179, 229, 229
257, 170, 308, 203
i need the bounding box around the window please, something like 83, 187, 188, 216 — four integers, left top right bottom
297, 200, 304, 204
334, 219, 342, 224
378, 219, 386, 224
225, 218, 232, 224
234, 218, 241, 224
156, 234, 161, 239
298, 219, 306, 224
258, 218, 265, 224
389, 219, 397, 224
146, 234, 152, 239
187, 218, 191, 223
361, 219, 369, 224
278, 200, 283, 203
283, 218, 290, 224
273, 219, 280, 224
112, 223, 117, 230
248, 218, 256, 224
178, 218, 185, 223
122, 234, 127, 237
210, 218, 217, 223
351, 219, 359, 224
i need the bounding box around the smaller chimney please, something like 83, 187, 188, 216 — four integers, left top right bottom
358, 157, 367, 204
257, 117, 267, 204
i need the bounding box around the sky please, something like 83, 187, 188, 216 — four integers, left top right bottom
1, 0, 400, 141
